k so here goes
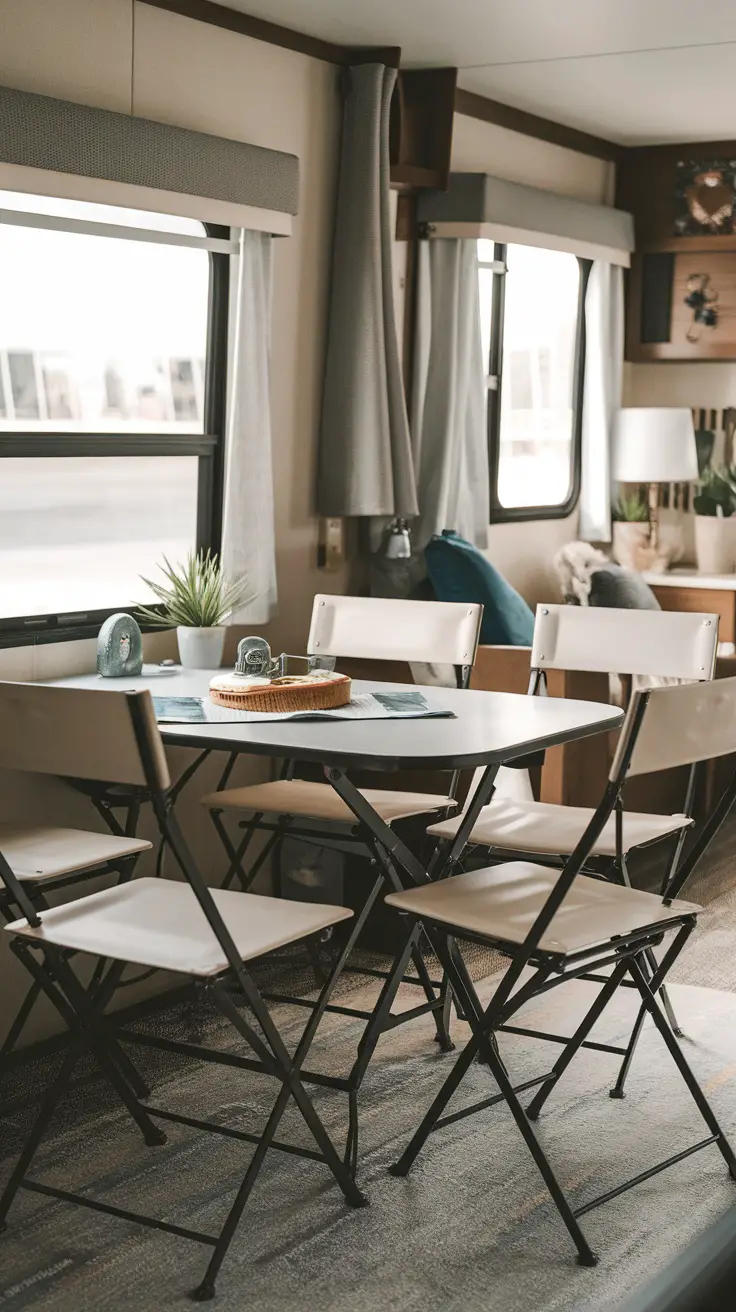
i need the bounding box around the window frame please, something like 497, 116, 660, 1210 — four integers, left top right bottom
483, 241, 590, 525
0, 217, 229, 649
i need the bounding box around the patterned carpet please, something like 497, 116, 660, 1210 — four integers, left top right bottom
2, 962, 736, 1312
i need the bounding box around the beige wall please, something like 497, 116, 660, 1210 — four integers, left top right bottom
451, 113, 614, 603
624, 363, 736, 463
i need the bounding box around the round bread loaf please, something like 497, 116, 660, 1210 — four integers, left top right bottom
209, 670, 351, 713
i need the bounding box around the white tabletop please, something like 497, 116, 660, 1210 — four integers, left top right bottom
642, 569, 736, 591
46, 667, 623, 773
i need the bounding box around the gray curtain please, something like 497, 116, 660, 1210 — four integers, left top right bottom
411, 238, 489, 549
317, 64, 417, 519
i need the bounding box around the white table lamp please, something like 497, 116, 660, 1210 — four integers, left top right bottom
612, 408, 699, 550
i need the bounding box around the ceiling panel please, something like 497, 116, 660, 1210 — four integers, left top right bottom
207, 0, 736, 143
214, 0, 736, 67
458, 44, 736, 145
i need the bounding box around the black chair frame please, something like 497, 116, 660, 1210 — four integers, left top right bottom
0, 693, 368, 1302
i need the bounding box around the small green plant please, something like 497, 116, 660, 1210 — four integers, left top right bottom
137, 551, 248, 628
612, 491, 649, 522
693, 465, 736, 518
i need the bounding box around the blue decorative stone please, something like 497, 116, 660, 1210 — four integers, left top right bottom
97, 613, 144, 677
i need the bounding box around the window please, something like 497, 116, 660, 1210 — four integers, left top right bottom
0, 191, 230, 643
479, 240, 588, 522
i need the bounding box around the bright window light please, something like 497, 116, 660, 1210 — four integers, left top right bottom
0, 191, 209, 434
479, 240, 584, 517
0, 192, 218, 625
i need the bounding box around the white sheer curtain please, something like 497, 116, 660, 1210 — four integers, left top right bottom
411, 238, 489, 549
221, 229, 277, 624
578, 262, 624, 543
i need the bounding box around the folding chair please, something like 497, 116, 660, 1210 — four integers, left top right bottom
427, 604, 719, 1083
201, 595, 482, 1066
0, 824, 151, 1076
0, 681, 367, 1301
385, 675, 736, 1267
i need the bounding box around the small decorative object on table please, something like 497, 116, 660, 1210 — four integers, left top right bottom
136, 550, 248, 669
210, 637, 350, 712
96, 613, 143, 677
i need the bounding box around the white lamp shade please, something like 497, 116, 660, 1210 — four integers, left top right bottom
612, 408, 699, 483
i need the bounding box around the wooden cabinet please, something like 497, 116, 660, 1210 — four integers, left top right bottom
643, 573, 736, 644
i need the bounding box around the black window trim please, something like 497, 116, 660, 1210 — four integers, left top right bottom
485, 242, 590, 525
0, 220, 229, 650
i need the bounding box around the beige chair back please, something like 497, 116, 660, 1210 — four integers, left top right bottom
307, 595, 483, 668
0, 683, 170, 789
530, 604, 718, 680
615, 676, 736, 779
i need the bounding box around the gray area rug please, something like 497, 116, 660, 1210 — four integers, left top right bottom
2, 969, 736, 1312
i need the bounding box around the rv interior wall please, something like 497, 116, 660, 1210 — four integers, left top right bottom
624, 362, 736, 413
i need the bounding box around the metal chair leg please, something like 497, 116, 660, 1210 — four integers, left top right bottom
527, 961, 629, 1119
0, 978, 43, 1061
627, 955, 736, 1180
391, 932, 598, 1268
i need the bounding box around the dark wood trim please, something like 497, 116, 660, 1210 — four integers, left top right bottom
348, 47, 402, 69
390, 164, 443, 190
138, 0, 346, 62
454, 87, 620, 163
623, 139, 736, 163
138, 0, 400, 66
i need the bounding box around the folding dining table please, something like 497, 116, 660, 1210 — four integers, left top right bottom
46, 667, 624, 891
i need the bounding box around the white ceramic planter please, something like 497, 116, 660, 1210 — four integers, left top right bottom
176, 626, 226, 669
694, 516, 736, 574
612, 521, 651, 571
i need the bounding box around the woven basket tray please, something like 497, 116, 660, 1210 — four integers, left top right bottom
209, 672, 351, 713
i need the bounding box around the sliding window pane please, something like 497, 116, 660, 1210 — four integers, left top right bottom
496, 244, 580, 509
0, 193, 209, 434
0, 456, 199, 618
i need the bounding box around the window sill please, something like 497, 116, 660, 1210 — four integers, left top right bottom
0, 614, 173, 651
488, 496, 579, 526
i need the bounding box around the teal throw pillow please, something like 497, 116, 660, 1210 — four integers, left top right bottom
425, 530, 535, 646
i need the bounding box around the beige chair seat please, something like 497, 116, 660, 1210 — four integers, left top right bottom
202, 778, 455, 826
427, 797, 692, 858
0, 823, 151, 883
6, 876, 353, 977
385, 862, 700, 958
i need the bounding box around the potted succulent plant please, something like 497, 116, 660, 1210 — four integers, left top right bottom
693, 466, 736, 573
137, 551, 248, 669
611, 491, 651, 570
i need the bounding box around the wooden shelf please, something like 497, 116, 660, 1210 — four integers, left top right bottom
390, 164, 443, 191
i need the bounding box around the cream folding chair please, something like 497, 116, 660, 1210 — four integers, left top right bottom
427, 603, 719, 1082
385, 675, 736, 1268
0, 824, 151, 1087
202, 595, 482, 1065
0, 681, 367, 1301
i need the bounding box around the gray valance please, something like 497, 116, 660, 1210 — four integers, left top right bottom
0, 84, 299, 229
418, 172, 634, 266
